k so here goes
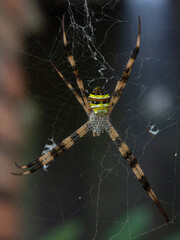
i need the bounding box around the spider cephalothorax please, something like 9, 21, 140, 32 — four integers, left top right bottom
11, 16, 169, 223
89, 111, 110, 136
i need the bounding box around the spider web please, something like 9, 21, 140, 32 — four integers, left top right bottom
9, 0, 180, 239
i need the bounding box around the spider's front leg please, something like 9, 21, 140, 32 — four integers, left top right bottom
108, 16, 141, 114
11, 122, 90, 175
107, 121, 169, 223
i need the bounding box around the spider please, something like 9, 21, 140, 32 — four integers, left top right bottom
11, 16, 169, 223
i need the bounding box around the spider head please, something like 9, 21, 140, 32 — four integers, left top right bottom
88, 86, 110, 114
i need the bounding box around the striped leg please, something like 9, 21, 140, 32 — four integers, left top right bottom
62, 15, 92, 115
51, 62, 89, 115
107, 121, 169, 223
108, 16, 141, 114
11, 121, 90, 176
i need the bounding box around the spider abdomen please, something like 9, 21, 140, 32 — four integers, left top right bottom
88, 86, 110, 114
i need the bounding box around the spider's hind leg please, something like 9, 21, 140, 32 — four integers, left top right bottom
14, 158, 39, 169
11, 162, 43, 176
107, 121, 169, 223
11, 122, 90, 176
12, 150, 57, 175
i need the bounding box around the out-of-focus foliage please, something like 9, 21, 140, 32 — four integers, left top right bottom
102, 206, 152, 240
40, 219, 84, 240
40, 208, 180, 240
